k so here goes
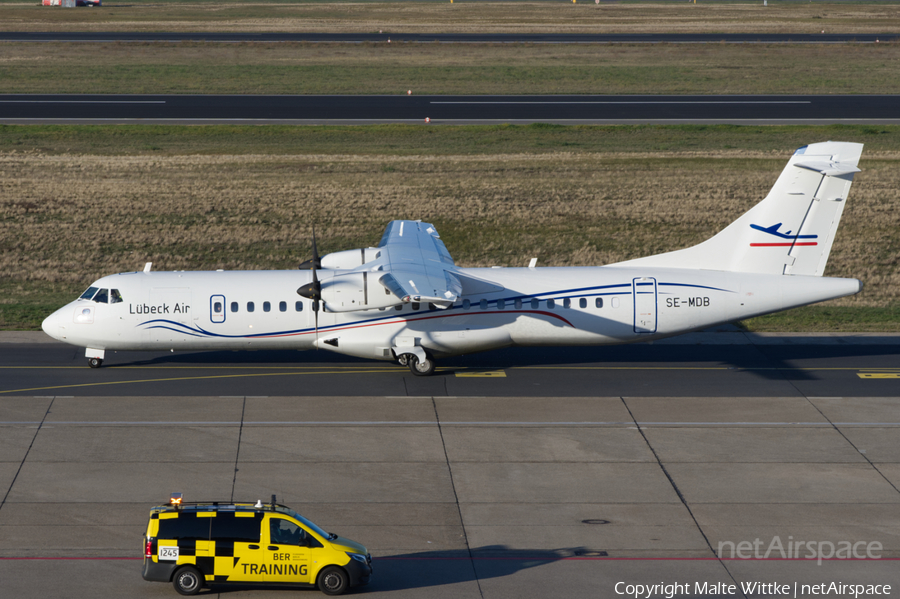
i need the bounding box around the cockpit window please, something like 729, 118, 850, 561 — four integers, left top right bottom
93, 289, 109, 304
110, 289, 123, 304
80, 287, 99, 300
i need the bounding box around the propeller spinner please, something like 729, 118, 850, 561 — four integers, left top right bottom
297, 226, 321, 344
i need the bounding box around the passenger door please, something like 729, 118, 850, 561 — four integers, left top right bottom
633, 277, 658, 334
210, 295, 226, 324
263, 516, 312, 584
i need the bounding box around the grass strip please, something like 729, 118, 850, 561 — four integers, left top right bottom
1, 42, 899, 96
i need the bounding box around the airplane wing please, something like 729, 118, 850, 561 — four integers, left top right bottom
376, 220, 462, 308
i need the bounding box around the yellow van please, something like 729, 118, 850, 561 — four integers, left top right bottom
142, 494, 372, 595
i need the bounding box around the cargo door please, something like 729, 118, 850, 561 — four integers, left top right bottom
147, 287, 193, 342
633, 277, 657, 334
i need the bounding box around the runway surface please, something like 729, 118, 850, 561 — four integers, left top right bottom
3, 94, 900, 125
1, 333, 898, 598
3, 332, 900, 398
3, 32, 899, 44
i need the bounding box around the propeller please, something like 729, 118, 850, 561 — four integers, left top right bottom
297, 226, 321, 347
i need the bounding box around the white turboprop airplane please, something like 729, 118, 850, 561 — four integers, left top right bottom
42, 141, 864, 375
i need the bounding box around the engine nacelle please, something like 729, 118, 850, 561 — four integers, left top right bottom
319, 271, 400, 312
320, 248, 381, 270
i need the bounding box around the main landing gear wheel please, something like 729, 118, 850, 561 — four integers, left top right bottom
408, 353, 436, 376
88, 357, 103, 368
317, 565, 350, 596
397, 354, 410, 367
172, 565, 204, 596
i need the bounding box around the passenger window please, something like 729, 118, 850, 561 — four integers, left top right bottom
79, 286, 99, 300
531, 299, 539, 310
547, 299, 555, 309
480, 299, 488, 310
295, 301, 303, 312
231, 302, 239, 313
411, 302, 420, 311
497, 299, 505, 310
110, 289, 123, 304
514, 299, 522, 310
93, 288, 109, 304
463, 299, 470, 310
247, 302, 255, 313
213, 302, 222, 313
270, 518, 306, 547
595, 298, 604, 308
263, 301, 271, 313
279, 301, 287, 312
394, 304, 403, 311
579, 298, 587, 309
563, 298, 571, 309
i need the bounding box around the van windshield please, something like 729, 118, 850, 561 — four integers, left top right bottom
274, 507, 331, 540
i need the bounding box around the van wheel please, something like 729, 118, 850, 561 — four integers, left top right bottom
317, 566, 349, 596
172, 566, 203, 596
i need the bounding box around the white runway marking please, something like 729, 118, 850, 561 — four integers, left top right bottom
431, 100, 811, 105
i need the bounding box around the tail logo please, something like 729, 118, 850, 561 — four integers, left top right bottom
749, 223, 818, 247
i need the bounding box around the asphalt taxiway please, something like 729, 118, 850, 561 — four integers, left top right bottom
1, 333, 898, 598
3, 94, 900, 125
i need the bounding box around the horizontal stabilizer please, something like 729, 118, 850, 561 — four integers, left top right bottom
795, 161, 861, 177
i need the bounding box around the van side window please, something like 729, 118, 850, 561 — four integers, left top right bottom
209, 513, 262, 543
158, 516, 211, 541
270, 518, 306, 546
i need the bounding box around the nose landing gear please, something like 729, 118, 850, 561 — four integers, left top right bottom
86, 348, 105, 368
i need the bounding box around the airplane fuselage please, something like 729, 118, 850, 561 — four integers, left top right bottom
42, 266, 861, 361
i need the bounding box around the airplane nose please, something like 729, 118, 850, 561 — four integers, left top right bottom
41, 309, 60, 340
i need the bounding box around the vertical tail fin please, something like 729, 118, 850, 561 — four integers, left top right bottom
615, 141, 863, 275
